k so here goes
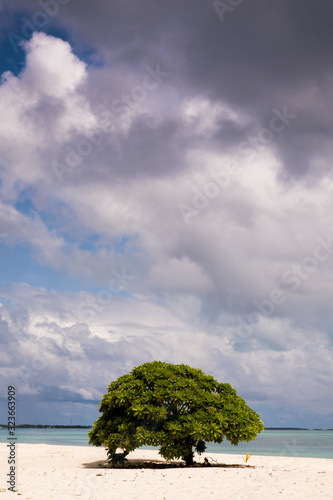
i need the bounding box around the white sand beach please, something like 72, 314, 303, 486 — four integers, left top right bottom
0, 444, 332, 499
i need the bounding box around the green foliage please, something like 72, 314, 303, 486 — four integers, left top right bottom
88, 361, 264, 466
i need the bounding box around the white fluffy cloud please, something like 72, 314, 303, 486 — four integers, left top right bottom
0, 32, 96, 190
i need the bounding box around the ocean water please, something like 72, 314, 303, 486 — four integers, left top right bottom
0, 428, 332, 459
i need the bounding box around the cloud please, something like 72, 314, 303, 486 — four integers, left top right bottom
1, 7, 333, 427
1, 32, 333, 328
149, 257, 214, 292
22, 32, 86, 99
0, 32, 96, 192
1, 283, 332, 426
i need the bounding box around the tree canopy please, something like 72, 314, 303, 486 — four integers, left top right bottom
88, 361, 264, 466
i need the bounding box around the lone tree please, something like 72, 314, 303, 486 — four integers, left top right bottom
88, 361, 264, 466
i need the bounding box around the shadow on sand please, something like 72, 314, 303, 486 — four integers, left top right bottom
82, 457, 255, 469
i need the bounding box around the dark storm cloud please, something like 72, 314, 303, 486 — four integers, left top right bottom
7, 0, 333, 94
7, 0, 333, 179
53, 115, 185, 182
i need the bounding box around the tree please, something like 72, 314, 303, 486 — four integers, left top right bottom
88, 361, 264, 466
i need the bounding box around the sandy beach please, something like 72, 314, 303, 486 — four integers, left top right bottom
0, 444, 332, 499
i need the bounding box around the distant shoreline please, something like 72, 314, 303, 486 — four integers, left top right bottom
265, 427, 333, 431
0, 425, 332, 430
0, 424, 92, 429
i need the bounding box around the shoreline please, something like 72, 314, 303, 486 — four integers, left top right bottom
1, 428, 332, 460
1, 444, 333, 499
1, 440, 332, 460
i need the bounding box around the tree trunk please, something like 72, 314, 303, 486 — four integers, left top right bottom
184, 451, 194, 466
183, 443, 194, 466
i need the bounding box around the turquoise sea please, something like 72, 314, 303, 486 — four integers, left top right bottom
1, 428, 332, 459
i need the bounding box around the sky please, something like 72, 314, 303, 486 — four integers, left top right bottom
0, 0, 333, 429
